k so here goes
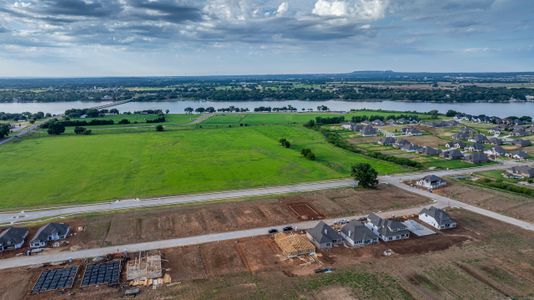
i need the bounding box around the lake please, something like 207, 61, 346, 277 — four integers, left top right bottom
1, 100, 534, 118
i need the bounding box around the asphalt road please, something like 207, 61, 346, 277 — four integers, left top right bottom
0, 160, 527, 225
0, 204, 431, 270
0, 160, 532, 269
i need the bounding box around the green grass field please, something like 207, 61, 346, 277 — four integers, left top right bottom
74, 113, 196, 125
0, 124, 405, 209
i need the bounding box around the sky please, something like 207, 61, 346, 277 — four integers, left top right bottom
0, 0, 533, 77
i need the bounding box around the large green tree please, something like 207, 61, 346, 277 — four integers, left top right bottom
351, 163, 378, 188
0, 123, 10, 138
47, 122, 65, 135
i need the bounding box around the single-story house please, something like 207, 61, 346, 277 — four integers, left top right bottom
339, 220, 379, 247
488, 137, 502, 145
419, 146, 441, 156
452, 132, 469, 141
378, 137, 396, 146
29, 223, 70, 249
465, 143, 484, 152
340, 122, 353, 130
417, 175, 447, 189
485, 146, 507, 157
507, 150, 529, 160
465, 152, 489, 164
507, 165, 534, 178
0, 227, 29, 252
371, 119, 385, 126
402, 127, 423, 136
441, 149, 464, 160
361, 125, 378, 137
488, 127, 502, 135
419, 207, 457, 230
394, 139, 411, 149
306, 221, 343, 249
469, 134, 489, 144
401, 143, 421, 153
513, 139, 532, 147
365, 213, 410, 242
454, 141, 466, 149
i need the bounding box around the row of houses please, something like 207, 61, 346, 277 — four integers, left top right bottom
453, 113, 533, 126
379, 137, 493, 163
341, 123, 379, 136
0, 223, 70, 252
306, 207, 456, 249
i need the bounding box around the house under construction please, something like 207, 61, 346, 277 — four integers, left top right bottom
274, 233, 316, 258
126, 251, 162, 281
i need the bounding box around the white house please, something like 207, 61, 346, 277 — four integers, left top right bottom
0, 227, 29, 252
416, 175, 447, 189
419, 207, 457, 230
29, 223, 70, 249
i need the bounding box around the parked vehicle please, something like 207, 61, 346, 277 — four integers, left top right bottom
282, 226, 294, 232
268, 228, 278, 234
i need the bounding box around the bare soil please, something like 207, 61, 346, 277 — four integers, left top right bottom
5, 209, 534, 299
436, 180, 534, 222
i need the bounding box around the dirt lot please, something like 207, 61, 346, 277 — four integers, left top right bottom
402, 135, 447, 148
437, 180, 534, 222
6, 209, 534, 299
40, 185, 428, 250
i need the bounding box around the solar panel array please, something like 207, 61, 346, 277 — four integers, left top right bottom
32, 266, 79, 293
81, 260, 122, 287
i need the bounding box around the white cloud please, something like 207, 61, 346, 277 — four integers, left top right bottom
312, 0, 388, 20
276, 2, 288, 16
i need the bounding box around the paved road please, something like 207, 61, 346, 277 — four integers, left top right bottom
0, 205, 431, 270
1, 160, 532, 269
0, 160, 527, 225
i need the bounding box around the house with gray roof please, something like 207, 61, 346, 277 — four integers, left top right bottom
513, 139, 532, 147
417, 175, 446, 189
488, 137, 502, 145
0, 227, 29, 252
306, 221, 343, 249
29, 223, 70, 249
393, 139, 411, 149
419, 146, 441, 156
402, 127, 423, 136
508, 150, 529, 161
340, 220, 379, 247
465, 152, 489, 164
419, 207, 457, 230
485, 146, 506, 157
365, 213, 410, 242
452, 132, 469, 141
469, 134, 489, 144
440, 149, 463, 160
361, 125, 378, 136
507, 165, 534, 179
465, 143, 484, 152
378, 137, 396, 146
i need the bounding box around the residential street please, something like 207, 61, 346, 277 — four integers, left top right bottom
0, 160, 528, 225
0, 204, 431, 270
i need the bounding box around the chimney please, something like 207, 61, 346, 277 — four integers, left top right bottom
348, 230, 352, 237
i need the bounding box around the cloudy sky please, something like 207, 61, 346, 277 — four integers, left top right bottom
0, 0, 533, 77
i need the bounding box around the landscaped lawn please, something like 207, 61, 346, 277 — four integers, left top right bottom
0, 125, 405, 209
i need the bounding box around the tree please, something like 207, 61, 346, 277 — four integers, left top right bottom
74, 126, 91, 135
446, 110, 458, 117
47, 122, 65, 135
118, 119, 130, 124
279, 138, 290, 148
303, 119, 316, 128
155, 125, 164, 131
165, 109, 170, 114
301, 148, 316, 160
184, 107, 194, 114
0, 123, 10, 138
351, 163, 378, 188
195, 107, 206, 113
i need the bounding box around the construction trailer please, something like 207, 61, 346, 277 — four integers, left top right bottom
274, 233, 316, 258
126, 251, 163, 281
